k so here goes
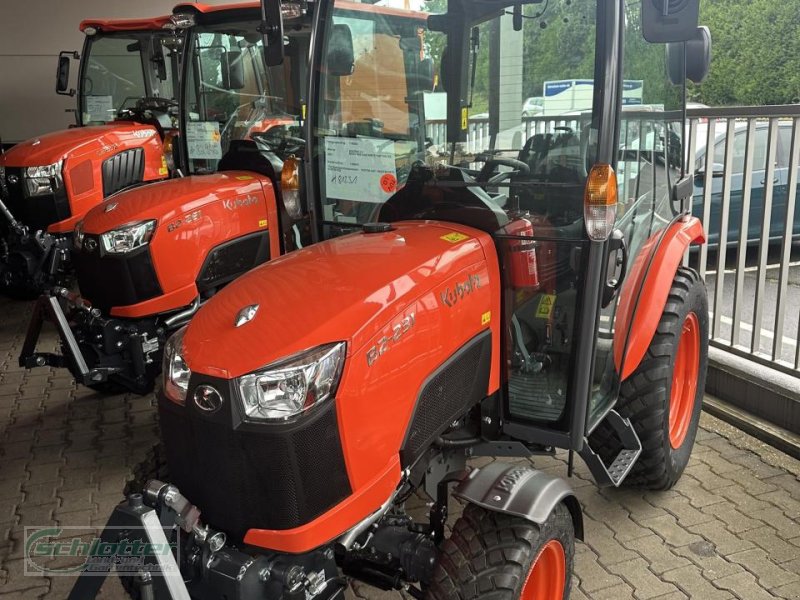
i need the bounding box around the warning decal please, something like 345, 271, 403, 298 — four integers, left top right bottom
440, 232, 470, 244
535, 294, 556, 319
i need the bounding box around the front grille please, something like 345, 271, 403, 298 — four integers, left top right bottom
400, 331, 492, 466
196, 232, 270, 292
3, 167, 71, 231
159, 380, 352, 543
73, 237, 162, 312
102, 148, 145, 197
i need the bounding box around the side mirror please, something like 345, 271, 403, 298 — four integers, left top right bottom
696, 163, 725, 179
56, 51, 78, 96
327, 24, 355, 77
222, 51, 245, 90
419, 58, 435, 93
260, 0, 284, 67
667, 26, 712, 85
439, 47, 449, 92
641, 0, 700, 43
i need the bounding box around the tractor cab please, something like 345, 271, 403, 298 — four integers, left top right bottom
178, 5, 308, 177
309, 0, 708, 484
0, 16, 183, 297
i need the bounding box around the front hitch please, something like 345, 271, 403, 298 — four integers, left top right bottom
67, 481, 345, 600
18, 289, 119, 385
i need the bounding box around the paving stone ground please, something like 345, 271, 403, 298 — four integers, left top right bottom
0, 297, 798, 599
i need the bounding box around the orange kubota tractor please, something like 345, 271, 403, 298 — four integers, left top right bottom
69, 0, 711, 598
17, 2, 312, 394
0, 15, 182, 297
18, 1, 429, 394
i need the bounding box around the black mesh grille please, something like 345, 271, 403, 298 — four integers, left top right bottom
101, 148, 145, 197
73, 238, 162, 312
196, 232, 270, 292
158, 385, 352, 542
3, 167, 71, 230
400, 331, 492, 465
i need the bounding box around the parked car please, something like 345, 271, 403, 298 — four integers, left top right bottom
693, 121, 800, 247
522, 96, 544, 117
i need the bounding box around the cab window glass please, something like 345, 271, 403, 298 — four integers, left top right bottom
184, 25, 299, 174
82, 35, 148, 123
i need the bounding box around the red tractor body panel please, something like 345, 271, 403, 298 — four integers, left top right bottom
613, 216, 706, 380
1, 122, 168, 233
79, 172, 279, 317
79, 16, 172, 32
181, 221, 503, 552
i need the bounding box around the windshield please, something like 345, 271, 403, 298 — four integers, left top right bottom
313, 0, 602, 232
183, 20, 307, 174
81, 32, 180, 125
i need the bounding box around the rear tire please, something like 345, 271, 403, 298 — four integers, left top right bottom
426, 502, 574, 600
592, 266, 709, 490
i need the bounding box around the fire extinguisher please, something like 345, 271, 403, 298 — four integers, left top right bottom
502, 213, 540, 290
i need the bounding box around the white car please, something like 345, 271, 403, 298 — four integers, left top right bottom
522, 96, 544, 117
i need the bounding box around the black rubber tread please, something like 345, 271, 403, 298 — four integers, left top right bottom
590, 266, 709, 490
123, 442, 169, 499
425, 502, 574, 600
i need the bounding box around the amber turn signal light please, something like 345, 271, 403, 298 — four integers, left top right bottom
281, 156, 304, 220
584, 163, 618, 241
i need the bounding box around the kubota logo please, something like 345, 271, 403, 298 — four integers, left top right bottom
223, 194, 259, 211
440, 274, 481, 308
494, 467, 532, 493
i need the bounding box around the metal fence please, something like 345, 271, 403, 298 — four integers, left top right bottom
427, 105, 800, 376
687, 105, 800, 376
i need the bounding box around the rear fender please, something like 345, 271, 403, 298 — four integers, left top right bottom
453, 462, 584, 540
613, 216, 705, 381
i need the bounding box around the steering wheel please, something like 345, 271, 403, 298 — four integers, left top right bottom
251, 130, 305, 159
117, 96, 178, 119
475, 156, 531, 185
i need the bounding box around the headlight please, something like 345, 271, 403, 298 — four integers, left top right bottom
100, 220, 156, 254
24, 160, 63, 197
237, 342, 346, 422
163, 326, 191, 404
73, 220, 84, 250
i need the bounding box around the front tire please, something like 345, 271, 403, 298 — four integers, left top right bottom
426, 503, 574, 600
595, 266, 709, 490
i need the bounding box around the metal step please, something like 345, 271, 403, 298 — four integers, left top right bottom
578, 409, 642, 487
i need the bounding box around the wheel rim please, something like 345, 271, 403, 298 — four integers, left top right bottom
520, 539, 566, 600
669, 312, 700, 449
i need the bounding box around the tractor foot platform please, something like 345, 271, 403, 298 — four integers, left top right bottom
579, 410, 642, 487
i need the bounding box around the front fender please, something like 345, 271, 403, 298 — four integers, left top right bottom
453, 462, 584, 540
613, 216, 705, 381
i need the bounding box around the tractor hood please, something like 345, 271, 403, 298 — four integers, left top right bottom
0, 123, 159, 167
183, 222, 492, 379
80, 173, 270, 235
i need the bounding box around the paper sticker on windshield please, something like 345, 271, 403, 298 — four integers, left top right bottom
186, 121, 222, 160
324, 137, 397, 202
536, 294, 556, 319
85, 96, 114, 123
441, 232, 469, 244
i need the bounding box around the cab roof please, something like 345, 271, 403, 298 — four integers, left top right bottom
79, 16, 172, 33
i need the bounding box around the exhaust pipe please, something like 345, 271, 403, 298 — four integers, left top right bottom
163, 297, 200, 329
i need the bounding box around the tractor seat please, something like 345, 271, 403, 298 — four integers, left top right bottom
378, 164, 508, 234
217, 139, 282, 182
